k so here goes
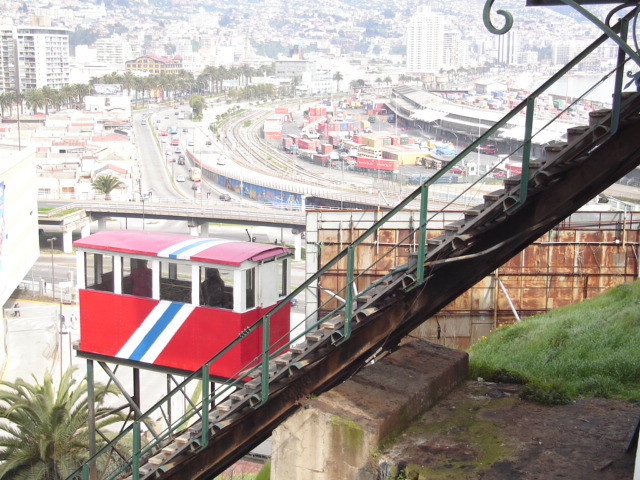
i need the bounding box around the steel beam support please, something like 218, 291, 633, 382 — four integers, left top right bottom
416, 184, 429, 284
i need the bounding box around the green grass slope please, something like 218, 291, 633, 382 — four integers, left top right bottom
468, 279, 640, 404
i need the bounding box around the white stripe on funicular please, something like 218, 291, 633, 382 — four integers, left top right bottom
117, 301, 173, 359
139, 304, 194, 364
157, 238, 232, 260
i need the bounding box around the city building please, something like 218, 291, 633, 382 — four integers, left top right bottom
443, 31, 470, 70
552, 42, 579, 66
0, 25, 71, 93
406, 6, 444, 73
274, 58, 316, 85
125, 54, 183, 75
95, 36, 133, 70
497, 30, 520, 65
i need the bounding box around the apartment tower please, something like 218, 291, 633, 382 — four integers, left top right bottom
0, 25, 70, 93
406, 6, 445, 73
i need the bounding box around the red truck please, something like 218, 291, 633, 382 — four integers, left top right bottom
476, 143, 498, 155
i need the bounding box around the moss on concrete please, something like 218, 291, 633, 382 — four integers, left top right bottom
331, 416, 364, 452
379, 397, 513, 479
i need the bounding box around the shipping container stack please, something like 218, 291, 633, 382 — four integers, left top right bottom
312, 153, 332, 167
319, 143, 333, 155
327, 132, 343, 146
297, 138, 320, 151
382, 145, 429, 166
263, 113, 288, 140
317, 120, 355, 137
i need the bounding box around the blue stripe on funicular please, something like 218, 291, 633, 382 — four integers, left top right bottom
167, 239, 216, 259
129, 302, 183, 361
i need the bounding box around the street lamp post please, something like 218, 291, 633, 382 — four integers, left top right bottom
48, 237, 56, 302
451, 131, 459, 152
48, 237, 64, 377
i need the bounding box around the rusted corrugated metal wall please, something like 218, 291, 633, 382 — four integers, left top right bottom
310, 210, 639, 349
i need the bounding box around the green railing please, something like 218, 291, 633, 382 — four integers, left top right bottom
69, 7, 639, 479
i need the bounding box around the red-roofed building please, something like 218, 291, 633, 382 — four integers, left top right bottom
91, 134, 130, 142
125, 54, 183, 75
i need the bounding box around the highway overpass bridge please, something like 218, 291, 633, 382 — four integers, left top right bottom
38, 200, 306, 253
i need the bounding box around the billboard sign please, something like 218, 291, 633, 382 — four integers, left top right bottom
93, 84, 123, 95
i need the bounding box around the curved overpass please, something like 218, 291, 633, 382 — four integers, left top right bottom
38, 199, 306, 253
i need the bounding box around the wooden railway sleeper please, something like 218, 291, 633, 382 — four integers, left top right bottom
483, 189, 505, 208
464, 204, 485, 222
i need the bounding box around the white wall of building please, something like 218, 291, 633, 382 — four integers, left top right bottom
0, 148, 40, 308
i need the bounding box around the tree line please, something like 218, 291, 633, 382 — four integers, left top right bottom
0, 64, 276, 117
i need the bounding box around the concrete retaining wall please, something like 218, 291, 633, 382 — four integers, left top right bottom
271, 340, 468, 479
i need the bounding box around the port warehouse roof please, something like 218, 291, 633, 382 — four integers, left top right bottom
74, 230, 289, 267
393, 87, 577, 144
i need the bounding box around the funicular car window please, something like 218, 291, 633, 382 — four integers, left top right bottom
85, 253, 114, 293
245, 268, 256, 309
278, 258, 288, 297
159, 260, 192, 303
199, 266, 234, 309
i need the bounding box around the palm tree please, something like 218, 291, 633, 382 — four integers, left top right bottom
92, 174, 125, 200
122, 71, 136, 99
0, 367, 123, 480
0, 93, 14, 118
41, 86, 56, 114
72, 84, 90, 109
145, 76, 159, 104
333, 71, 343, 92
24, 89, 46, 114
133, 76, 147, 105
201, 66, 216, 94
14, 92, 24, 115
240, 64, 254, 86
383, 76, 392, 86
49, 89, 63, 112
59, 85, 76, 110
216, 66, 229, 94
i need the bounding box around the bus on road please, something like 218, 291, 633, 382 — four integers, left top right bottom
190, 167, 202, 182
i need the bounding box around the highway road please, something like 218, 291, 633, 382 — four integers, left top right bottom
135, 103, 236, 203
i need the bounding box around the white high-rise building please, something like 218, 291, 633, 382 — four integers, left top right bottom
0, 25, 70, 93
497, 30, 520, 65
406, 6, 444, 73
95, 36, 133, 70
443, 30, 467, 69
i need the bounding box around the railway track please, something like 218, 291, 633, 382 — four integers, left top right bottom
222, 103, 372, 194
215, 100, 484, 210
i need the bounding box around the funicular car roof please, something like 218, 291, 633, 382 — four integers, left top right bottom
74, 230, 289, 267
